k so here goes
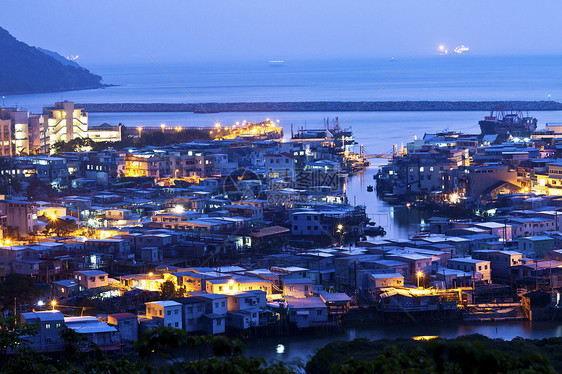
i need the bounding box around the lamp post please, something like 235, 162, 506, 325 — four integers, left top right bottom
417, 271, 423, 288
51, 300, 56, 311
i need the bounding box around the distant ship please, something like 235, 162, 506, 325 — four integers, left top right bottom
453, 45, 469, 54
479, 108, 537, 136
268, 60, 285, 67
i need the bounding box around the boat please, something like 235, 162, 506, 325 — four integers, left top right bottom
479, 108, 537, 136
364, 225, 386, 237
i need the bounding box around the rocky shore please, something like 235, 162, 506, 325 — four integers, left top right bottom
78, 101, 562, 113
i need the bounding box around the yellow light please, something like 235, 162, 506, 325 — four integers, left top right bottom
337, 224, 343, 231
417, 271, 423, 278
5, 239, 10, 245
148, 272, 153, 277
51, 214, 58, 221
137, 127, 142, 132
51, 300, 56, 310
449, 193, 459, 204
413, 335, 438, 341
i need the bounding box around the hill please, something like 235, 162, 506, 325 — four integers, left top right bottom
0, 27, 106, 94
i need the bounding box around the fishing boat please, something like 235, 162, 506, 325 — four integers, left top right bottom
479, 108, 537, 136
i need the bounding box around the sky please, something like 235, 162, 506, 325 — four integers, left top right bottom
3, 0, 562, 65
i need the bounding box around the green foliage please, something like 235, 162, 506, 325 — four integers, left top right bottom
0, 274, 43, 312
0, 316, 37, 360
308, 335, 559, 374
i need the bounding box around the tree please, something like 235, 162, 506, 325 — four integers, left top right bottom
45, 217, 77, 237
0, 274, 43, 312
159, 280, 177, 300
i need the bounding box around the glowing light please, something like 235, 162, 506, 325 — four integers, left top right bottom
449, 193, 459, 204
51, 300, 56, 310
37, 300, 45, 307
5, 239, 10, 245
417, 271, 423, 278
174, 205, 185, 213
148, 272, 153, 277
439, 45, 445, 51
413, 336, 438, 341
337, 224, 343, 231
51, 214, 58, 221
276, 344, 285, 354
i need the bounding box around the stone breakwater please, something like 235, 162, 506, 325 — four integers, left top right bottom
77, 101, 562, 113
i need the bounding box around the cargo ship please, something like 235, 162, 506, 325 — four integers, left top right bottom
479, 109, 537, 136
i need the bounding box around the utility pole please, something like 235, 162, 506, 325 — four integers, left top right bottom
13, 297, 16, 317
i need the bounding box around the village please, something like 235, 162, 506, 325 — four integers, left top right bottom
1, 103, 562, 352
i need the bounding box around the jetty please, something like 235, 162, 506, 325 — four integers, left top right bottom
77, 101, 562, 113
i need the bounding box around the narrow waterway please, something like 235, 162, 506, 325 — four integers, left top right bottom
244, 320, 562, 366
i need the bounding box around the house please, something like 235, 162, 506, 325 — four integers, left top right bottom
227, 290, 267, 312
319, 291, 351, 317
51, 279, 83, 299
64, 316, 119, 350
367, 273, 405, 289
193, 293, 227, 334
283, 278, 314, 298
285, 297, 328, 328
107, 313, 138, 344
145, 300, 183, 329
20, 310, 65, 352
73, 270, 109, 289
173, 297, 206, 333
447, 257, 491, 283
518, 236, 555, 259
472, 250, 523, 278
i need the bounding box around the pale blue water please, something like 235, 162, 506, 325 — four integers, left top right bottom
5, 55, 562, 112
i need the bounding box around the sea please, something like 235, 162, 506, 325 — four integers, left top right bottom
7, 55, 562, 360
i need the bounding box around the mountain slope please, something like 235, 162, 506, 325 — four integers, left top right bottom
0, 27, 106, 94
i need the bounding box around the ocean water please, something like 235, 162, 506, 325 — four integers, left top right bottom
5, 55, 562, 112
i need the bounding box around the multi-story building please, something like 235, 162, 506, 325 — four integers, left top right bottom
145, 300, 183, 329
41, 101, 88, 154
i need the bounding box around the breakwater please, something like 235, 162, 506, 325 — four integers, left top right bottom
78, 101, 562, 113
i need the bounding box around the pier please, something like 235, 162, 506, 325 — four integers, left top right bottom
77, 100, 562, 113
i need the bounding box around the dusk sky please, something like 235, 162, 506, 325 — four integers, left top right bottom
3, 0, 562, 64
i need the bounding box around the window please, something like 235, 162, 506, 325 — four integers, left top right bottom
175, 309, 179, 315
221, 301, 225, 307
215, 302, 219, 308
294, 226, 298, 230
56, 323, 61, 328
159, 310, 163, 316
167, 310, 171, 316
316, 310, 322, 316
46, 323, 51, 329
219, 286, 223, 292
175, 322, 179, 327
188, 307, 193, 313
216, 319, 222, 326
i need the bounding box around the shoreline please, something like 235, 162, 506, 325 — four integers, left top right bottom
78, 100, 562, 113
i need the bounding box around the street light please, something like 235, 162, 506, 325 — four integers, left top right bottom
417, 271, 423, 288
51, 300, 56, 310
137, 127, 142, 137
161, 123, 166, 133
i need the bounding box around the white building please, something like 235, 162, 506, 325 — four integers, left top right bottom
145, 300, 183, 329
